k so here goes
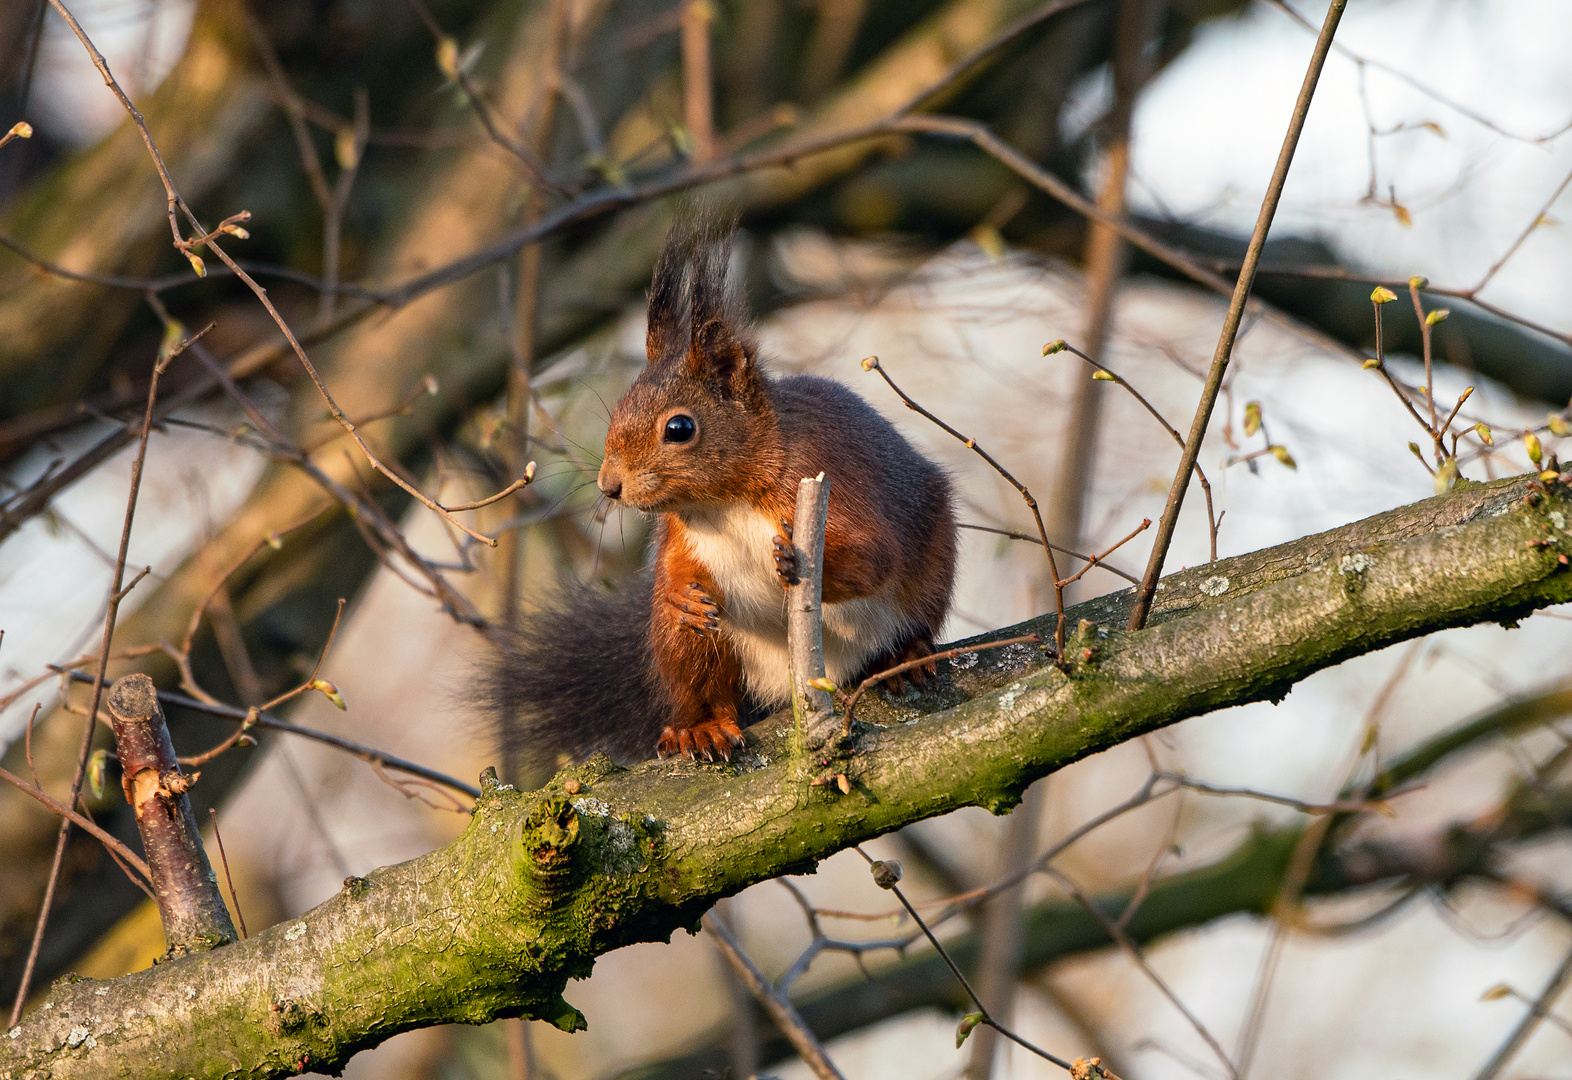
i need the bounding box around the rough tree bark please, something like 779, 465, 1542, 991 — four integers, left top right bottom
5, 472, 1571, 1078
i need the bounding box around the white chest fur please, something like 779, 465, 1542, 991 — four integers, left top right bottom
676, 504, 913, 704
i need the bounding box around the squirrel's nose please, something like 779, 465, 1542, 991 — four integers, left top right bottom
598, 462, 623, 501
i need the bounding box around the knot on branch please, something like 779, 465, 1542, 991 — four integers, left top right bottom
1067, 619, 1108, 669
516, 797, 581, 907
267, 996, 318, 1036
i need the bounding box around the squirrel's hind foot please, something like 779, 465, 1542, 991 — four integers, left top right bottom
876, 635, 938, 693
657, 717, 745, 761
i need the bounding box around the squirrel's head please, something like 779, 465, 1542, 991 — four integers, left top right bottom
599, 223, 780, 513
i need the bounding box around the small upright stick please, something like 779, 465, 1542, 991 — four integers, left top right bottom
106, 674, 237, 955
787, 473, 836, 750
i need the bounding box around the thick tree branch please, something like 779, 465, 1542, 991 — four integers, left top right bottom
8, 474, 1572, 1078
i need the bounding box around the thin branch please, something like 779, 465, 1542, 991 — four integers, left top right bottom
863, 850, 1079, 1074
702, 912, 846, 1080
52, 669, 482, 801
1053, 341, 1218, 561
405, 0, 568, 196
958, 523, 1140, 584
1472, 944, 1572, 1080
0, 765, 153, 885
1044, 865, 1238, 1079
6, 288, 181, 1027
1127, 0, 1348, 631
1057, 518, 1150, 590
862, 356, 1066, 656
208, 809, 247, 939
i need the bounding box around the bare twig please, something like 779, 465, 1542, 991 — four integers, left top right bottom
958, 524, 1140, 584
405, 0, 567, 196
1127, 0, 1348, 631
6, 291, 187, 1026
54, 669, 481, 800
1052, 341, 1218, 561
862, 356, 1066, 655
0, 765, 153, 886
1472, 945, 1572, 1080
208, 808, 247, 939
860, 848, 1079, 1074
1045, 865, 1237, 1079
1056, 518, 1150, 590
702, 912, 847, 1080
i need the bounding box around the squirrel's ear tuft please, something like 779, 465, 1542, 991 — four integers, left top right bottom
682, 217, 758, 395
645, 226, 692, 368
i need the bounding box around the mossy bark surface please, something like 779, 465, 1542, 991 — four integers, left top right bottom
6, 474, 1571, 1080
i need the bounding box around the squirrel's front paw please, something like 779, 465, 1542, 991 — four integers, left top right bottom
666, 580, 720, 636
657, 717, 745, 761
773, 519, 800, 587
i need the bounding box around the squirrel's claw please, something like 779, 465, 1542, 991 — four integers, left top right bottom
669, 581, 721, 636
773, 520, 800, 587
657, 717, 745, 761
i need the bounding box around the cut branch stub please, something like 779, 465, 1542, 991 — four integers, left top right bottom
105, 674, 237, 956
787, 473, 836, 753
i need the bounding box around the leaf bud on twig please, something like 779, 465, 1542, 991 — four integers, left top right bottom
1041, 339, 1068, 356
1370, 286, 1397, 305
860, 355, 879, 371
309, 679, 346, 710
955, 1011, 985, 1047
334, 127, 359, 171
87, 749, 109, 801
436, 37, 461, 80
1243, 401, 1262, 437
1473, 423, 1493, 446
1408, 275, 1429, 290
1425, 308, 1449, 325
1525, 431, 1544, 467
869, 859, 903, 889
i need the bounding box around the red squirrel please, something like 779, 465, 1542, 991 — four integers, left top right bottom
488, 220, 956, 770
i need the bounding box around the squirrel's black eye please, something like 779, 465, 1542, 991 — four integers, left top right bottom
663, 414, 696, 444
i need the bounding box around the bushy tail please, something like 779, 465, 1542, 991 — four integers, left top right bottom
482, 570, 667, 782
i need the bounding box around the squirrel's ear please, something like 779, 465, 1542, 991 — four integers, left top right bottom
689, 317, 754, 393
